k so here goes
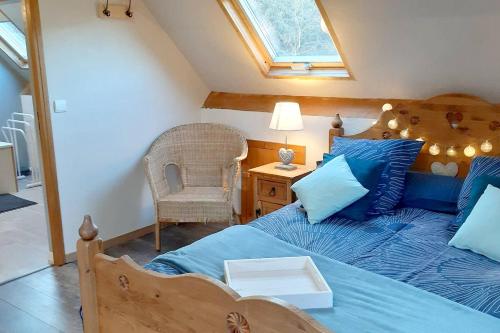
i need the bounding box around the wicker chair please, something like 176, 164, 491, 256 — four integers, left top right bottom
144, 123, 248, 250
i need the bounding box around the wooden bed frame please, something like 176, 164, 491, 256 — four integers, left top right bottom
78, 93, 499, 332
330, 94, 499, 177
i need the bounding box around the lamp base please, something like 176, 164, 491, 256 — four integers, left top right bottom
274, 163, 297, 171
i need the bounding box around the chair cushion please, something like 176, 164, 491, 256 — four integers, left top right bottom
161, 187, 227, 202
158, 187, 231, 222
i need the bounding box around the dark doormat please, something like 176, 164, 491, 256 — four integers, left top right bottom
0, 194, 37, 214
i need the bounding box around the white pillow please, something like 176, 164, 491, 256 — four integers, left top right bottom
449, 184, 500, 262
291, 154, 369, 224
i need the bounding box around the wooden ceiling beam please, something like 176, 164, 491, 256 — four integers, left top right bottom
203, 91, 417, 118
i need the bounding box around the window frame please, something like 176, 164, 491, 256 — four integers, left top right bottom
218, 0, 352, 79
0, 11, 28, 69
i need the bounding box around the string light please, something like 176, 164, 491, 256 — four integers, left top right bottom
429, 144, 440, 156
400, 128, 410, 139
382, 103, 393, 112
464, 145, 476, 158
446, 146, 457, 157
387, 118, 398, 130
481, 140, 493, 153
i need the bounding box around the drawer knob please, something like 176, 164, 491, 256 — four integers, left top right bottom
268, 187, 276, 197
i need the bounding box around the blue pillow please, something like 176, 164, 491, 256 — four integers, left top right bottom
400, 171, 463, 214
323, 153, 386, 221
454, 175, 500, 225
291, 155, 369, 224
456, 156, 500, 226
330, 137, 424, 215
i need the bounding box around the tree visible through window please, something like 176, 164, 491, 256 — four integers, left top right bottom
240, 0, 340, 63
219, 0, 350, 78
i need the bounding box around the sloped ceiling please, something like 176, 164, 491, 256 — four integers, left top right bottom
144, 0, 500, 102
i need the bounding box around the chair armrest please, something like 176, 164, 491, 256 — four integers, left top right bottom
144, 152, 180, 201
224, 147, 248, 200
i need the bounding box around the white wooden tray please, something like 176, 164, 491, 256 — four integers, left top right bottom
224, 256, 332, 309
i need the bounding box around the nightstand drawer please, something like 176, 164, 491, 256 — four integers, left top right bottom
260, 201, 284, 215
257, 179, 288, 204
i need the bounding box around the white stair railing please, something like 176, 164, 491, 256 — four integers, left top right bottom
1, 112, 42, 188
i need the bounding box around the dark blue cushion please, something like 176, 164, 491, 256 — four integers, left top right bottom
330, 137, 424, 215
455, 176, 500, 225
322, 153, 386, 221
400, 171, 463, 214
456, 156, 500, 226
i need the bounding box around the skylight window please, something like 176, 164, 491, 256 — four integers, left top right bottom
219, 0, 351, 78
0, 12, 28, 69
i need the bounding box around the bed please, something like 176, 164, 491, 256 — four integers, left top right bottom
146, 203, 500, 319
77, 94, 500, 332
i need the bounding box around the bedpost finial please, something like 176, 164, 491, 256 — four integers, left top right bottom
79, 215, 98, 241
331, 113, 343, 129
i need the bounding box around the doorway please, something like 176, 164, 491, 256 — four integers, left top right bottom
0, 0, 64, 283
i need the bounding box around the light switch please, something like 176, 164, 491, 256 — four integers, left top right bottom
53, 100, 67, 113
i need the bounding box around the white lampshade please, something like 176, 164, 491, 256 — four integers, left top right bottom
269, 102, 304, 131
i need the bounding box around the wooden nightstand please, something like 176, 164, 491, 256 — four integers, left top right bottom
249, 162, 313, 219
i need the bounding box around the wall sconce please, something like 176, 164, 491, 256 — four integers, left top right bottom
387, 118, 398, 130
464, 145, 476, 158
481, 140, 493, 153
446, 146, 457, 157
382, 103, 393, 112
400, 128, 410, 139
429, 144, 440, 156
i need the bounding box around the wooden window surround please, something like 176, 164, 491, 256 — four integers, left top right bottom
218, 0, 352, 79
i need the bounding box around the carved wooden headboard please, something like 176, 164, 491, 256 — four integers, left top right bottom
329, 94, 500, 178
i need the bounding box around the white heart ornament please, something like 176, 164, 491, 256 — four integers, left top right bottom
431, 162, 458, 177
279, 148, 294, 165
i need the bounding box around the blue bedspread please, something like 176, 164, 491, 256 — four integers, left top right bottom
146, 203, 500, 318
148, 225, 500, 333
252, 203, 500, 318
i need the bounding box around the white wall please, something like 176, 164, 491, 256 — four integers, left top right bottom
201, 109, 374, 168
39, 0, 209, 253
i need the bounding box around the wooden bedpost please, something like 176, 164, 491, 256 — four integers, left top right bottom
77, 215, 102, 333
329, 113, 345, 150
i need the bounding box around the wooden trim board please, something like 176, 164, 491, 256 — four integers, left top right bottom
24, 0, 66, 265
66, 223, 159, 262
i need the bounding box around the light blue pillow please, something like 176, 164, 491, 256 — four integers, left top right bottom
291, 154, 369, 224
449, 184, 500, 262
455, 156, 500, 226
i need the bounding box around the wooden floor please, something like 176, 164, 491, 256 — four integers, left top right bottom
0, 222, 227, 333
0, 181, 50, 284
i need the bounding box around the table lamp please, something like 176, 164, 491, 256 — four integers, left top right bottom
269, 102, 304, 170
